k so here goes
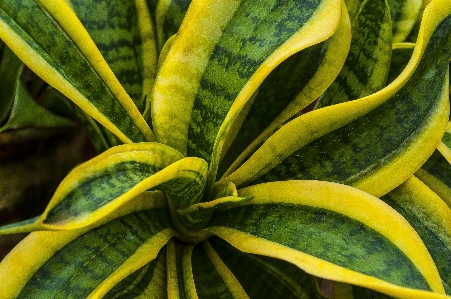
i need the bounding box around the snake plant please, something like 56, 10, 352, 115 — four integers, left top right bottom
1, 0, 451, 297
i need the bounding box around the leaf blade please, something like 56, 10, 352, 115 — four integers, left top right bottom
0, 0, 153, 143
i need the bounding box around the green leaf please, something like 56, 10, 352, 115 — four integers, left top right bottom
102, 247, 168, 298
386, 43, 414, 85
219, 2, 451, 197
0, 41, 20, 125
387, 0, 423, 42
205, 181, 448, 297
155, 0, 191, 51
316, 0, 392, 108
416, 150, 451, 207
332, 282, 395, 299
151, 0, 342, 191
382, 176, 451, 294
176, 195, 253, 232
208, 237, 328, 298
0, 0, 153, 143
415, 123, 451, 207
0, 193, 173, 299
188, 241, 248, 298
0, 143, 207, 232
166, 239, 192, 299
68, 0, 158, 114
218, 3, 351, 177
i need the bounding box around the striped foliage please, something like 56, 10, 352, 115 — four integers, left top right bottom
1, 0, 451, 298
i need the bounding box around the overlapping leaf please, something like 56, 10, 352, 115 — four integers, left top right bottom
0, 44, 73, 133
0, 143, 208, 232
334, 176, 451, 297
218, 0, 451, 197
205, 181, 448, 298
316, 0, 392, 108
219, 4, 351, 178
151, 0, 342, 191
0, 0, 153, 143
0, 193, 174, 299
155, 0, 191, 52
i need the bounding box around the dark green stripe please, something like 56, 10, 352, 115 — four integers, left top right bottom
211, 204, 430, 290
382, 193, 451, 294
161, 0, 191, 49
0, 0, 147, 142
70, 0, 146, 112
19, 208, 171, 298
442, 132, 451, 149
159, 169, 207, 210
191, 243, 236, 299
252, 14, 451, 186
209, 237, 324, 299
104, 248, 167, 298
218, 41, 328, 177
316, 0, 392, 108
45, 161, 158, 224
173, 240, 189, 299
186, 0, 322, 162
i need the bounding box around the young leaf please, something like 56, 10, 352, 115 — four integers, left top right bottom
387, 0, 423, 42
415, 123, 451, 207
151, 0, 342, 190
0, 0, 153, 143
155, 0, 191, 52
205, 181, 447, 298
101, 246, 168, 298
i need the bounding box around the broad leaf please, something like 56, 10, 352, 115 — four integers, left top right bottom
68, 0, 157, 114
218, 0, 451, 197
387, 0, 423, 42
219, 3, 351, 178
0, 143, 207, 232
0, 0, 153, 143
151, 0, 342, 191
102, 247, 167, 298
205, 181, 447, 298
382, 177, 451, 294
208, 237, 328, 298
334, 176, 451, 298
416, 123, 451, 207
0, 45, 72, 132
0, 192, 173, 299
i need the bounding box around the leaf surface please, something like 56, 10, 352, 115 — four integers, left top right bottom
151, 0, 342, 190
219, 0, 451, 197
205, 181, 449, 298
0, 143, 207, 232
208, 237, 327, 298
68, 0, 157, 114
219, 3, 351, 177
0, 0, 153, 143
382, 177, 451, 294
316, 0, 392, 108
0, 192, 171, 299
